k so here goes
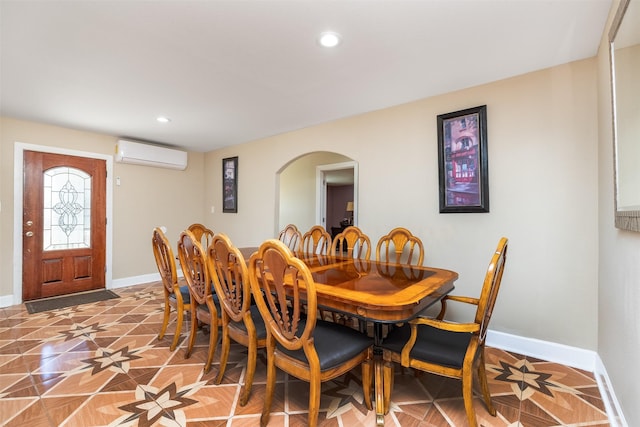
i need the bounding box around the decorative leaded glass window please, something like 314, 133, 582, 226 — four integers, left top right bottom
43, 167, 91, 250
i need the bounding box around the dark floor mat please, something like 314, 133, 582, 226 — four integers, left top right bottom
25, 289, 120, 314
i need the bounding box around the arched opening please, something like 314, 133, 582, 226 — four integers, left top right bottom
277, 151, 357, 237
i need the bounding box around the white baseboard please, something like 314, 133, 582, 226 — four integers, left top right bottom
110, 269, 183, 290
110, 273, 160, 289
0, 270, 183, 307
0, 294, 15, 308
594, 354, 629, 427
486, 329, 597, 371
487, 329, 627, 427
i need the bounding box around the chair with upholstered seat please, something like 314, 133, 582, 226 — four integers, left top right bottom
329, 225, 371, 259
300, 225, 332, 257
207, 233, 267, 406
188, 223, 214, 249
152, 227, 191, 351
376, 227, 424, 266
177, 230, 220, 373
328, 226, 372, 328
248, 239, 374, 427
300, 225, 334, 321
381, 237, 509, 427
277, 223, 302, 252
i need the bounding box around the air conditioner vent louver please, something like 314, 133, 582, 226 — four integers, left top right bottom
115, 139, 187, 170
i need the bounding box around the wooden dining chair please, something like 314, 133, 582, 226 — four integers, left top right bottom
380, 237, 509, 427
300, 225, 332, 257
329, 225, 371, 259
248, 239, 374, 427
376, 227, 424, 266
152, 227, 191, 351
328, 225, 372, 328
177, 230, 220, 373
277, 223, 302, 252
300, 225, 334, 321
207, 233, 267, 406
188, 223, 214, 249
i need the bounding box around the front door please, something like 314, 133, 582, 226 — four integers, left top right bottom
22, 150, 107, 301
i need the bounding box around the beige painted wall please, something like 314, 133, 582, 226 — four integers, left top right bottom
0, 117, 206, 299
597, 1, 640, 425
204, 58, 599, 351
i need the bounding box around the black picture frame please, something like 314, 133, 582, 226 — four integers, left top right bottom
437, 105, 489, 213
222, 156, 238, 213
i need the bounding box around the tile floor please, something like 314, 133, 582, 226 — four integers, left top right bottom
1, 282, 611, 426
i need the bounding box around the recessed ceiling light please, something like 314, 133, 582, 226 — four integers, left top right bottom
156, 116, 171, 123
318, 31, 341, 48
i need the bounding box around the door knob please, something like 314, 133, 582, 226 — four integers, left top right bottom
26, 220, 33, 226
25, 231, 34, 237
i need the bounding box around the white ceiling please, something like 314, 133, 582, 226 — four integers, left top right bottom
1, 0, 611, 153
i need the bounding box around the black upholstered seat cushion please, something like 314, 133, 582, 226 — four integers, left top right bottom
168, 285, 191, 304
194, 293, 221, 314
278, 319, 373, 371
229, 305, 268, 339
382, 323, 472, 369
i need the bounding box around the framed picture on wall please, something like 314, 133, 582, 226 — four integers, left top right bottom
222, 156, 238, 213
437, 105, 489, 213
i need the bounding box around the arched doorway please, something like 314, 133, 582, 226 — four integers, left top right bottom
277, 151, 357, 235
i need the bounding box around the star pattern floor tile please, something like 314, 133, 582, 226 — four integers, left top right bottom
0, 282, 610, 426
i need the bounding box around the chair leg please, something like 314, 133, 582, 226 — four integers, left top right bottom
158, 302, 170, 341
215, 327, 230, 384
204, 319, 219, 374
362, 357, 373, 410
169, 307, 183, 351
260, 348, 276, 427
462, 369, 478, 427
477, 351, 496, 416
185, 307, 198, 358
308, 375, 321, 427
240, 340, 258, 406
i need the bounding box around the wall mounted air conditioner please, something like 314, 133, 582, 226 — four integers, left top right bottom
115, 139, 188, 170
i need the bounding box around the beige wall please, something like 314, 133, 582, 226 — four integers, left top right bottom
204, 58, 600, 351
0, 117, 206, 299
597, 1, 640, 425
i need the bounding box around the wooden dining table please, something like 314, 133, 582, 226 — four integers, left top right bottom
287, 252, 458, 425
239, 246, 457, 424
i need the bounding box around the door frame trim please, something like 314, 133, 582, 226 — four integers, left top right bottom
315, 161, 358, 228
13, 142, 114, 304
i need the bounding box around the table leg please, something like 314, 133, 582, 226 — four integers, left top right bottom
375, 350, 385, 425
373, 322, 385, 425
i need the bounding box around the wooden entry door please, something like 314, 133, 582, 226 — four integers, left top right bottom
23, 150, 107, 301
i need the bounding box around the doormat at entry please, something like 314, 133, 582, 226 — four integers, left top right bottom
25, 290, 120, 314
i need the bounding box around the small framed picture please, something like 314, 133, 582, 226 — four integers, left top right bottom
222, 156, 238, 213
437, 105, 489, 213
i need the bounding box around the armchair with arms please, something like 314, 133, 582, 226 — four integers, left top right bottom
381, 237, 509, 427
